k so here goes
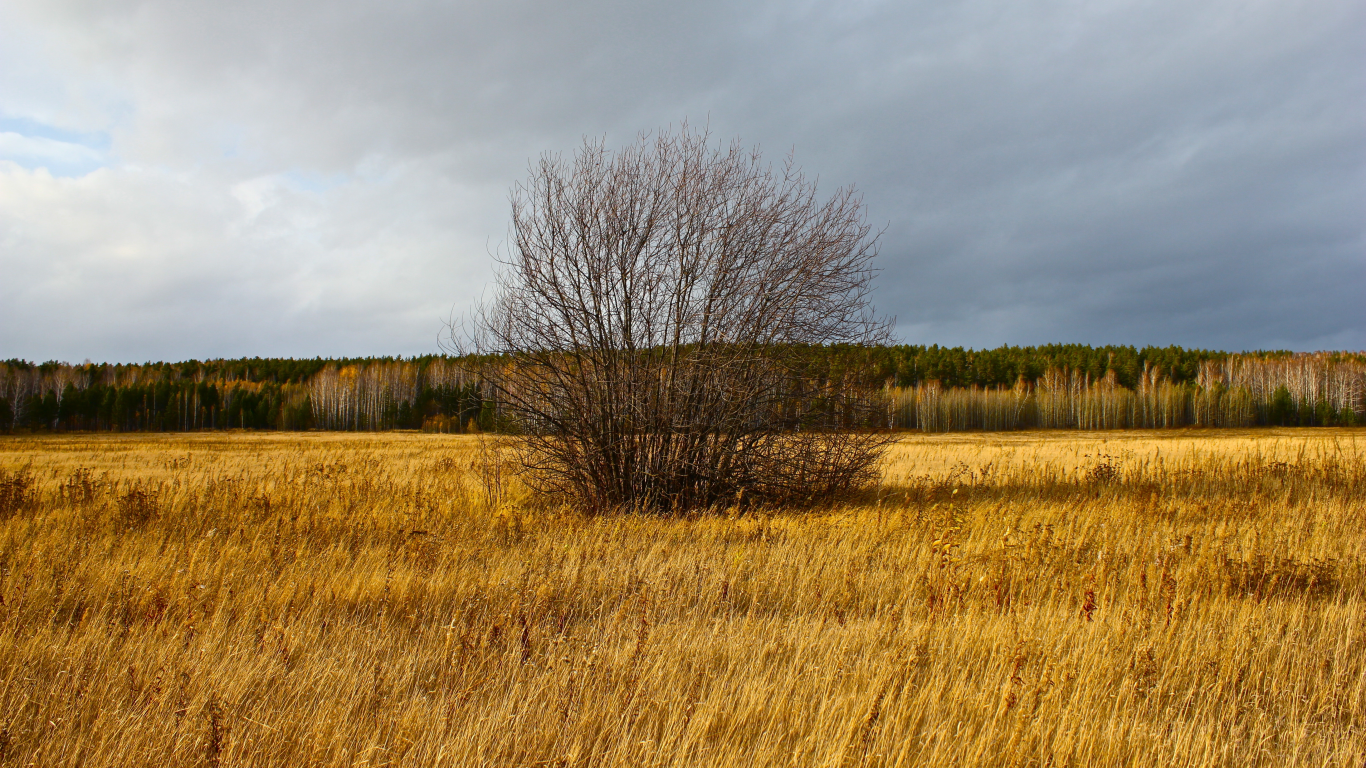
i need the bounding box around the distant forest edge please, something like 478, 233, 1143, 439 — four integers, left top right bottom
2, 345, 1363, 433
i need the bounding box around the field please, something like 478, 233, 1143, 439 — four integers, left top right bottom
0, 429, 1363, 766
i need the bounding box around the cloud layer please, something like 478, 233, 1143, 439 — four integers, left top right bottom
1, 0, 1362, 361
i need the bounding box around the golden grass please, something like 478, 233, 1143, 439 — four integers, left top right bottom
0, 429, 1363, 766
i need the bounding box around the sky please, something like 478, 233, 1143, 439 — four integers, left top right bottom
1, 0, 1362, 363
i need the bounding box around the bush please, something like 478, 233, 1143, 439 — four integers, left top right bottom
463, 126, 893, 512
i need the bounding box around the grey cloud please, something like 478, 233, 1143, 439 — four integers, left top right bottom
0, 0, 1361, 361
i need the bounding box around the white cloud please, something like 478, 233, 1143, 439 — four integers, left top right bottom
0, 131, 104, 171
0, 159, 498, 361
230, 175, 282, 220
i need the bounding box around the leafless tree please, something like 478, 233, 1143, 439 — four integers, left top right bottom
460, 126, 894, 512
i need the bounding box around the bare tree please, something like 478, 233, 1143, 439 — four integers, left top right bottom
461, 126, 893, 512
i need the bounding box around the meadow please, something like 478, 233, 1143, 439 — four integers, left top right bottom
0, 429, 1362, 766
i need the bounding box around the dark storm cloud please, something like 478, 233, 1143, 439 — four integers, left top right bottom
0, 0, 1361, 362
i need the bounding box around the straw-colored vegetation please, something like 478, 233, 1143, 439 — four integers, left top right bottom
0, 429, 1362, 766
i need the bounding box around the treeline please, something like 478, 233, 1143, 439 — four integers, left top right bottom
1, 345, 1363, 433
0, 356, 492, 434
807, 343, 1359, 390
889, 354, 1363, 431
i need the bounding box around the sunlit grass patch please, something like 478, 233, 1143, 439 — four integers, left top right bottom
0, 429, 1362, 766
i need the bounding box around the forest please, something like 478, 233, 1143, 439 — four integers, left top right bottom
1, 345, 1362, 433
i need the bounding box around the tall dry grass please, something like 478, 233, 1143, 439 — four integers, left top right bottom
0, 429, 1362, 766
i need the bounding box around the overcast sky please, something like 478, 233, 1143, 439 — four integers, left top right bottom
1, 0, 1362, 363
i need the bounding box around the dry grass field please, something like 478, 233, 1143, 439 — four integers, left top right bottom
0, 429, 1362, 766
